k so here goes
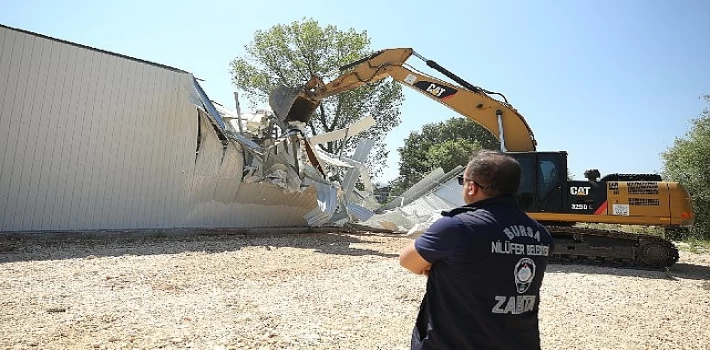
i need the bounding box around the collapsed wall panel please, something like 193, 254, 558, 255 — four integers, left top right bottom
0, 24, 318, 232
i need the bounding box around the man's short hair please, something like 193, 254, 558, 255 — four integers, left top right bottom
465, 149, 521, 196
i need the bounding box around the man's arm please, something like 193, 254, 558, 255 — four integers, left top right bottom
399, 240, 432, 275
399, 216, 468, 275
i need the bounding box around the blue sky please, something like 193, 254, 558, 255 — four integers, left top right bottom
2, 0, 708, 183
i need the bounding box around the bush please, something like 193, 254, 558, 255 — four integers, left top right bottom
662, 95, 710, 239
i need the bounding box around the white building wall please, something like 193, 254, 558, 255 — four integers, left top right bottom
0, 25, 314, 232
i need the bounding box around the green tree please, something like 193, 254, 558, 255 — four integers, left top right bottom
661, 95, 710, 239
391, 117, 500, 194
230, 18, 403, 176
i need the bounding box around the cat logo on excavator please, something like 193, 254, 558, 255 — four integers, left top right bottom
426, 84, 447, 97
413, 81, 457, 99
570, 186, 591, 196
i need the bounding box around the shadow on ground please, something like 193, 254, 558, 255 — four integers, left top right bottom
547, 260, 710, 281
0, 229, 401, 264
2, 230, 707, 282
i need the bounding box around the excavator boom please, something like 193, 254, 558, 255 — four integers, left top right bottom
269, 48, 538, 152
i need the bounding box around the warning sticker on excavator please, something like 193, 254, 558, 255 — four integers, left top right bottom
612, 204, 630, 216
404, 74, 417, 84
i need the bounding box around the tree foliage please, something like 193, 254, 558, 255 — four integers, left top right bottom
229, 18, 403, 176
661, 95, 710, 239
390, 117, 500, 195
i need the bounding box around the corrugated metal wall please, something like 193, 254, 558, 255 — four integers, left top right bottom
0, 25, 315, 232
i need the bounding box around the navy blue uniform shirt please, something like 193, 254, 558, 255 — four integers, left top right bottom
411, 195, 554, 350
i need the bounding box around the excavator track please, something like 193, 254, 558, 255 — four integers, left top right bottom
547, 225, 679, 270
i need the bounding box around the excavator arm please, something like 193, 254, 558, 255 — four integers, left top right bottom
269, 48, 538, 152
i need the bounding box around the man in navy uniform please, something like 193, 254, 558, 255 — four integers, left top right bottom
400, 149, 554, 350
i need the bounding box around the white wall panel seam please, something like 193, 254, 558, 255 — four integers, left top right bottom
3, 32, 34, 230
0, 32, 25, 229
35, 40, 63, 230
66, 43, 92, 230
19, 35, 51, 230
56, 46, 84, 230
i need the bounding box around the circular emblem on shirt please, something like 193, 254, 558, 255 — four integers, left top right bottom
514, 258, 536, 294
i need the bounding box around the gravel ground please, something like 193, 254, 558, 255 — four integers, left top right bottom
1, 231, 709, 350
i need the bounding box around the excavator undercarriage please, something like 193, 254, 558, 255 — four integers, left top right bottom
546, 226, 679, 269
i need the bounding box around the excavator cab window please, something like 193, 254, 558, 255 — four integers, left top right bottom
510, 152, 566, 213
538, 160, 559, 198
534, 154, 565, 212
515, 156, 536, 210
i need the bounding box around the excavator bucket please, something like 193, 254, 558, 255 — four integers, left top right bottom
269, 76, 324, 124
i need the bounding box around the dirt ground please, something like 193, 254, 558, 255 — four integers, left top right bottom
0, 231, 709, 350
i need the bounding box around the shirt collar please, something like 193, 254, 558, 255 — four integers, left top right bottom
463, 195, 519, 209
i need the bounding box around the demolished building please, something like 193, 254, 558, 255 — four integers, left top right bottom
362, 166, 466, 236
0, 24, 386, 233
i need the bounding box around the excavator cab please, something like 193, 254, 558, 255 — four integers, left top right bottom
512, 150, 606, 216
512, 151, 694, 231
510, 151, 568, 213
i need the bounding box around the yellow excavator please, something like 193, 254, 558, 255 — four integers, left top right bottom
269, 48, 694, 269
